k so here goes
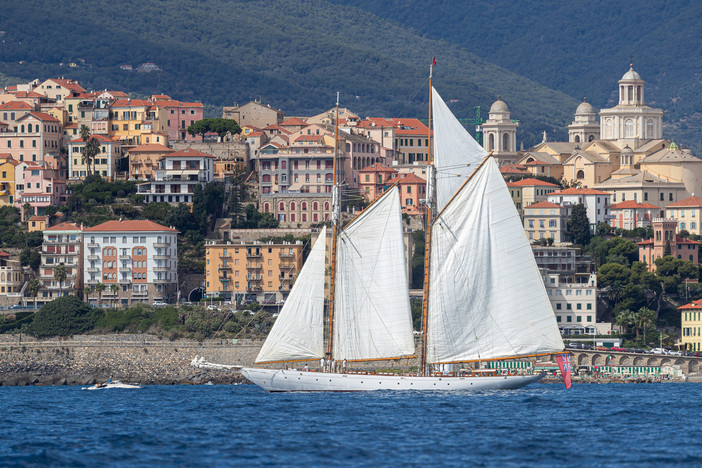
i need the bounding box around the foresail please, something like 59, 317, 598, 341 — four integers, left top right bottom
334, 186, 415, 361
426, 159, 564, 364
255, 226, 327, 363
432, 87, 487, 212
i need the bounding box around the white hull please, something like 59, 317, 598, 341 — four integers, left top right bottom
82, 381, 142, 390
241, 368, 544, 392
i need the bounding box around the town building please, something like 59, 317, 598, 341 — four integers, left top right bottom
506, 178, 559, 208
567, 99, 600, 144
39, 222, 84, 304
665, 196, 702, 236
204, 240, 304, 304
523, 201, 571, 244
83, 220, 178, 305
384, 172, 426, 215
127, 143, 174, 180
0, 155, 18, 205
506, 181, 523, 216
543, 272, 599, 335
34, 78, 86, 103
609, 201, 659, 230
0, 250, 25, 302
15, 162, 66, 220
0, 111, 62, 164
637, 218, 700, 271
358, 162, 400, 203
67, 135, 123, 180
150, 94, 204, 142
137, 149, 214, 204
679, 299, 702, 352
547, 187, 612, 232
28, 215, 48, 232
108, 99, 168, 146
222, 100, 284, 129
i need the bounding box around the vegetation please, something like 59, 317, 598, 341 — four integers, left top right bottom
30, 295, 100, 337
187, 118, 241, 140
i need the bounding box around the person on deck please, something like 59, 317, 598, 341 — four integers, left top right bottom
342, 359, 347, 374
320, 358, 325, 371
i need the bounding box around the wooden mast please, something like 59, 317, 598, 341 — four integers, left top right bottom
420, 63, 434, 377
326, 92, 341, 363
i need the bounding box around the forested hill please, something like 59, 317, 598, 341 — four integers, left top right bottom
329, 0, 702, 153
0, 0, 579, 148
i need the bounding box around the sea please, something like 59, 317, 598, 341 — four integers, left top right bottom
1, 383, 700, 467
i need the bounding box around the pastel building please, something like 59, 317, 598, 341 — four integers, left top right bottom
637, 218, 700, 271
205, 240, 303, 303
39, 222, 84, 304
0, 155, 18, 205
384, 172, 426, 215
127, 143, 174, 180
137, 149, 214, 204
68, 135, 123, 180
679, 299, 702, 352
523, 201, 571, 244
358, 162, 400, 203
83, 220, 179, 305
150, 94, 204, 142
547, 187, 612, 232
609, 201, 659, 230
0, 111, 62, 164
666, 196, 702, 236
507, 178, 559, 208
0, 250, 25, 299
543, 272, 598, 335
15, 163, 66, 220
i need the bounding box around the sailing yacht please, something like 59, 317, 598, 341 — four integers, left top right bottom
241, 79, 565, 392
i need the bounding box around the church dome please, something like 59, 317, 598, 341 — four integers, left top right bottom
489, 97, 509, 114
575, 99, 596, 115
621, 145, 634, 156
621, 65, 642, 81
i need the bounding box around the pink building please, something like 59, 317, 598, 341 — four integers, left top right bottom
150, 95, 204, 142
385, 172, 426, 215
637, 218, 700, 271
0, 111, 62, 164
358, 162, 398, 203
15, 162, 67, 220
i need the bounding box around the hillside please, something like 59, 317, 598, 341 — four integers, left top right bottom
0, 0, 578, 148
329, 0, 702, 153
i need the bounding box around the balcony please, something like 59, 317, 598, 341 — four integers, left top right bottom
87, 255, 100, 261
154, 242, 170, 248
246, 263, 262, 270
154, 266, 170, 271
219, 252, 232, 259
153, 254, 169, 260
132, 289, 148, 296
279, 251, 295, 258
219, 276, 231, 283
87, 267, 100, 273
119, 266, 131, 272
246, 251, 262, 258
248, 275, 262, 282
87, 243, 99, 248
279, 262, 295, 270
218, 265, 232, 271
153, 278, 172, 284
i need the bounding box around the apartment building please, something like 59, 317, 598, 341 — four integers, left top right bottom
543, 272, 600, 335
68, 135, 124, 180
205, 240, 304, 304
679, 299, 702, 352
83, 220, 178, 305
137, 149, 214, 204
39, 222, 84, 304
523, 201, 571, 244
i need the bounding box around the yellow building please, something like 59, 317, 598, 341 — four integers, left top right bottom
0, 156, 18, 206
108, 99, 168, 146
666, 196, 702, 236
205, 241, 303, 303
679, 299, 702, 352
506, 182, 523, 217
28, 215, 47, 232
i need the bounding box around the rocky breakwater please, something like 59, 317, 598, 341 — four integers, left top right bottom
0, 334, 263, 386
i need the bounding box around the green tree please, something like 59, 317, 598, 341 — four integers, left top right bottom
53, 264, 68, 297
664, 240, 672, 256
636, 307, 657, 344
84, 285, 94, 304
83, 137, 102, 176
568, 203, 591, 245
27, 278, 42, 310
30, 295, 98, 337
615, 308, 635, 335
187, 118, 241, 141
110, 284, 119, 308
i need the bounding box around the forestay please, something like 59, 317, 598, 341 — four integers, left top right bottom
334, 186, 415, 361
426, 159, 564, 363
431, 86, 487, 212
255, 226, 327, 363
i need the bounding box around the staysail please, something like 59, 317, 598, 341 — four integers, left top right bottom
333, 186, 415, 361
255, 226, 327, 363
426, 153, 564, 364
431, 87, 487, 212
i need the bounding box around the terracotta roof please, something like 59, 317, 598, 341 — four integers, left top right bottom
610, 201, 659, 210
385, 173, 426, 185
127, 143, 173, 153
294, 135, 323, 142
247, 131, 263, 137
549, 187, 611, 196
508, 178, 559, 187
44, 222, 83, 231
0, 101, 32, 110
28, 216, 47, 222
680, 299, 702, 310
637, 235, 700, 246
263, 124, 292, 134
667, 196, 702, 208
84, 219, 177, 232
13, 91, 44, 98
164, 148, 215, 158
111, 99, 153, 108
69, 135, 119, 143
500, 164, 530, 174
23, 111, 59, 122
359, 162, 397, 173
525, 201, 563, 209
280, 117, 308, 127
47, 78, 86, 93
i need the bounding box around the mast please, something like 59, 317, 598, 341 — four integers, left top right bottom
326, 92, 341, 362
420, 63, 435, 376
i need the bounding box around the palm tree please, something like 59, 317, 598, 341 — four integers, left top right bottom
84, 137, 101, 176
84, 285, 94, 305
615, 309, 636, 336
110, 284, 119, 308
53, 264, 68, 298
27, 278, 42, 310
636, 307, 657, 345
95, 282, 106, 308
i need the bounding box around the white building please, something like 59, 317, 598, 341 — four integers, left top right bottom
137, 148, 215, 204
482, 97, 519, 166
39, 222, 84, 304
547, 187, 612, 232
543, 272, 603, 335
83, 220, 178, 305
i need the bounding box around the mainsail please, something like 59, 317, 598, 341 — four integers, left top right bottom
255, 226, 327, 363
426, 88, 564, 364
333, 186, 415, 361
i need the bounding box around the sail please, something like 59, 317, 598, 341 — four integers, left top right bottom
255, 226, 327, 363
432, 87, 488, 212
426, 159, 564, 363
333, 186, 415, 361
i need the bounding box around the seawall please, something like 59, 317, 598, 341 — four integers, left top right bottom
0, 334, 263, 386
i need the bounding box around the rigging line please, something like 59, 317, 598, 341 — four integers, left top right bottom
397, 75, 431, 119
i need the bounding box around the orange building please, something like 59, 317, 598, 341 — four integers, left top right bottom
358, 162, 398, 203
385, 172, 426, 215
127, 143, 174, 180
205, 241, 303, 304
637, 218, 700, 271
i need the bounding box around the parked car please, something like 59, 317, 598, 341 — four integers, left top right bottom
152, 301, 168, 307
611, 347, 626, 352
650, 348, 666, 355
207, 305, 220, 311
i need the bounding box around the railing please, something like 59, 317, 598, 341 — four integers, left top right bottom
246, 251, 262, 258
246, 263, 262, 270
154, 266, 170, 271
87, 255, 100, 261
154, 242, 170, 248
153, 254, 169, 260
87, 243, 99, 248
279, 252, 295, 258
119, 266, 131, 272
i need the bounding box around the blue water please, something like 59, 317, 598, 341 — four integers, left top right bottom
1, 383, 700, 467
